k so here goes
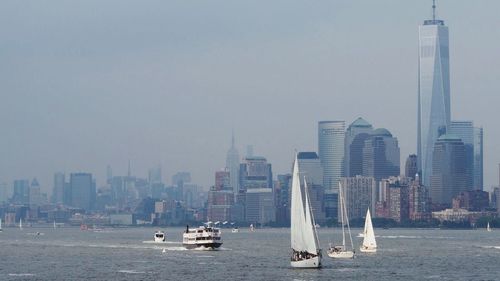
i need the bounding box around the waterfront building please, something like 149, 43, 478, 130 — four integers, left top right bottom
417, 2, 451, 187
275, 173, 292, 225
376, 176, 411, 222
452, 190, 489, 212
409, 175, 431, 221
339, 176, 376, 220
12, 179, 30, 204
449, 121, 474, 190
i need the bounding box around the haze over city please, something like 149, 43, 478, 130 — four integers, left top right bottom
1, 0, 500, 193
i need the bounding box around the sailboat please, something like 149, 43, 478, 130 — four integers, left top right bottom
327, 183, 354, 259
487, 222, 492, 232
53, 221, 57, 229
290, 156, 321, 268
0, 218, 3, 232
360, 209, 376, 253
19, 218, 23, 231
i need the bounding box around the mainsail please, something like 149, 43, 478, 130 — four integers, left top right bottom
362, 209, 377, 249
290, 157, 318, 254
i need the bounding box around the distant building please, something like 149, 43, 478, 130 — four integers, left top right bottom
207, 169, 234, 222
405, 154, 418, 180
449, 121, 474, 190
376, 177, 411, 222
275, 174, 292, 225
148, 165, 162, 184
70, 173, 96, 212
318, 120, 345, 218
52, 172, 65, 204
452, 190, 489, 212
339, 176, 376, 220
12, 179, 30, 204
344, 117, 374, 177
417, 5, 451, 187
297, 152, 325, 223
430, 135, 467, 209
0, 182, 8, 204
409, 176, 431, 221
473, 127, 483, 190
362, 128, 400, 182
215, 169, 231, 191
245, 188, 275, 225
29, 178, 42, 207
239, 156, 272, 192
226, 134, 240, 198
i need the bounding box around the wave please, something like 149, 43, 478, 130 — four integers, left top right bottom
8, 273, 36, 277
142, 241, 180, 244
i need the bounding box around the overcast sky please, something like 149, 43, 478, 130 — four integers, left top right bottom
1, 0, 499, 194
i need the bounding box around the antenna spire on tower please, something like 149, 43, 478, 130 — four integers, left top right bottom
432, 0, 436, 21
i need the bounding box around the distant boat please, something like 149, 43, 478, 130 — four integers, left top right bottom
19, 218, 23, 231
250, 224, 255, 232
53, 221, 56, 229
290, 156, 321, 268
0, 218, 3, 232
231, 227, 239, 233
487, 222, 492, 232
183, 223, 223, 250
327, 182, 355, 259
359, 209, 377, 253
154, 231, 166, 243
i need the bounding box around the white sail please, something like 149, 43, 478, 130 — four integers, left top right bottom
290, 157, 317, 254
487, 222, 491, 232
361, 209, 376, 251
0, 218, 2, 230
19, 218, 23, 230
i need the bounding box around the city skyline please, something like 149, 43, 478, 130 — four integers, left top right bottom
1, 1, 500, 193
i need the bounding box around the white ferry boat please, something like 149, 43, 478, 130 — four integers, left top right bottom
154, 231, 166, 242
182, 224, 223, 250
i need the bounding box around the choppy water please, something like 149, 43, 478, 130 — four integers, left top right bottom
0, 227, 499, 280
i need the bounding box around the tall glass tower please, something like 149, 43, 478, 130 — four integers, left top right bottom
417, 1, 451, 186
318, 121, 345, 190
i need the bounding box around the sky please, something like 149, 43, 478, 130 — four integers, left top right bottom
1, 0, 499, 195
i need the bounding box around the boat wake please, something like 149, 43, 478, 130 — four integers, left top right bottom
479, 245, 500, 250
8, 273, 36, 277
142, 241, 179, 244
161, 246, 189, 251
117, 270, 146, 274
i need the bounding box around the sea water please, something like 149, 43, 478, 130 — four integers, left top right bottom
0, 227, 499, 280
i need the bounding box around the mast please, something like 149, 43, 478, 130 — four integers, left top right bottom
432, 0, 436, 21
339, 182, 346, 248
304, 177, 320, 251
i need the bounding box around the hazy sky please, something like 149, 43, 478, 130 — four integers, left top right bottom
1, 0, 499, 194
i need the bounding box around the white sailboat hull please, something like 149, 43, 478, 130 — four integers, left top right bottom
359, 246, 377, 253
290, 256, 321, 268
328, 250, 354, 259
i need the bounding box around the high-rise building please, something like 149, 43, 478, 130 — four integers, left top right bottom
52, 172, 65, 204
318, 121, 345, 219
215, 169, 231, 191
239, 156, 272, 192
297, 152, 325, 223
70, 173, 95, 212
245, 188, 275, 225
417, 2, 451, 187
29, 178, 42, 207
0, 182, 8, 203
473, 127, 483, 190
275, 173, 292, 225
12, 179, 30, 204
318, 121, 345, 190
449, 121, 474, 190
344, 118, 373, 177
409, 175, 431, 221
226, 134, 240, 197
430, 135, 467, 208
362, 128, 400, 182
405, 154, 418, 180
207, 170, 234, 222
148, 165, 162, 184
339, 176, 376, 220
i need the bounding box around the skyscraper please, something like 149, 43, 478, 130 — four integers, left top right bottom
239, 156, 272, 192
52, 172, 65, 204
405, 154, 418, 180
362, 128, 400, 182
318, 121, 345, 189
318, 121, 345, 219
417, 2, 451, 186
70, 173, 95, 212
473, 127, 483, 190
430, 135, 467, 208
345, 117, 374, 177
226, 133, 240, 197
449, 121, 474, 190
297, 152, 325, 223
